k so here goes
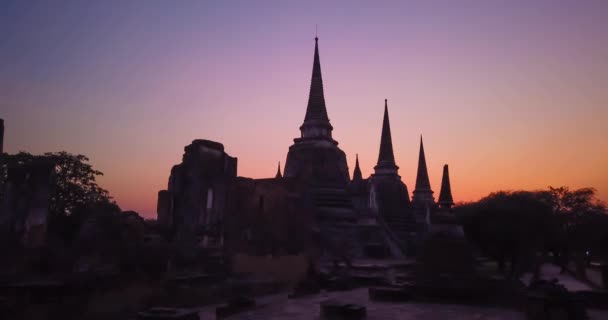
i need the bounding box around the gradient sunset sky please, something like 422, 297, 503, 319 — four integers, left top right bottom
1, 1, 607, 218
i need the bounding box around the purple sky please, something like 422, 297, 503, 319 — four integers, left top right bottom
1, 1, 607, 217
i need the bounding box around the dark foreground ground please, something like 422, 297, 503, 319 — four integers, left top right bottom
3, 261, 608, 319
194, 287, 608, 320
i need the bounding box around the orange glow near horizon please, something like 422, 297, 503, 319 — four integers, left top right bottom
2, 1, 607, 217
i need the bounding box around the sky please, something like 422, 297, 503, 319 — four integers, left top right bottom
1, 1, 607, 218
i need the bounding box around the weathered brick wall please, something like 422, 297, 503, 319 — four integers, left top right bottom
224, 178, 316, 258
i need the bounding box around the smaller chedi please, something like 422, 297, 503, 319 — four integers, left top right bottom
156, 37, 458, 273
416, 163, 473, 280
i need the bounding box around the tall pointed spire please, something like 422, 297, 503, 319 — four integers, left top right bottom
438, 164, 454, 208
352, 154, 362, 181
374, 99, 398, 175
304, 37, 329, 122
412, 135, 434, 206
275, 161, 282, 178
299, 37, 334, 141
415, 136, 431, 191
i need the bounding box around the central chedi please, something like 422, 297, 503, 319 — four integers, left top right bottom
284, 37, 350, 187
283, 38, 362, 264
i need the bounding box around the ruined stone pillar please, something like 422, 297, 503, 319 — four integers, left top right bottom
0, 118, 4, 154
0, 166, 28, 234
23, 160, 55, 248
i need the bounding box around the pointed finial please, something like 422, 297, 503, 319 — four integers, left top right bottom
376, 98, 396, 166
302, 33, 329, 124
438, 164, 454, 208
420, 135, 425, 152
353, 153, 363, 181
275, 161, 282, 178
413, 134, 433, 200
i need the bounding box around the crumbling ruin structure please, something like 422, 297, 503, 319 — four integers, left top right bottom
0, 159, 55, 248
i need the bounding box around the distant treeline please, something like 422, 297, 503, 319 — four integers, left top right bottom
455, 187, 608, 277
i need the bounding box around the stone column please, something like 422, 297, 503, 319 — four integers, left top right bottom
23, 160, 55, 248
0, 166, 28, 234
0, 118, 4, 154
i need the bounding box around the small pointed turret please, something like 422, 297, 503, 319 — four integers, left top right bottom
412, 136, 434, 206
275, 161, 282, 178
438, 164, 454, 208
299, 37, 334, 140
374, 99, 398, 175
352, 154, 362, 181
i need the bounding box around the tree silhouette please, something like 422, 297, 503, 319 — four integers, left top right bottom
456, 186, 608, 277
1, 151, 114, 218
545, 187, 608, 266
456, 190, 556, 277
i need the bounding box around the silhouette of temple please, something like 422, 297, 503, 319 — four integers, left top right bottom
157, 38, 455, 264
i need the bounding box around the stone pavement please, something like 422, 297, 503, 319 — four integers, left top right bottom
197, 288, 524, 320
195, 279, 608, 319
192, 262, 608, 319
